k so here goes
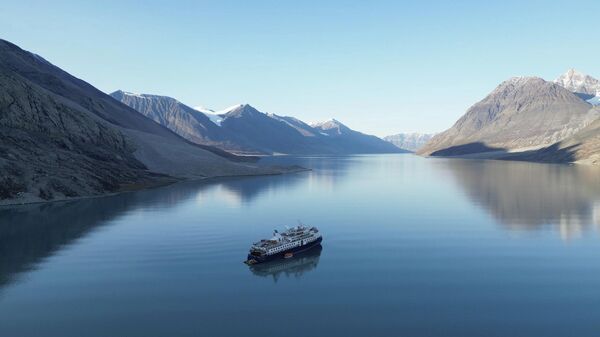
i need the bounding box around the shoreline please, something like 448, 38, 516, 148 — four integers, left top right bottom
0, 166, 310, 208
420, 150, 598, 167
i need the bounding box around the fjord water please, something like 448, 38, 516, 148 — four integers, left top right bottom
1, 155, 600, 337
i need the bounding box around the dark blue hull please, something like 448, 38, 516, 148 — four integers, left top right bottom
247, 237, 322, 264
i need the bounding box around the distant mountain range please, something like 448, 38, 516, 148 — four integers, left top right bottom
0, 39, 284, 205
418, 69, 600, 165
383, 133, 435, 152
111, 91, 405, 155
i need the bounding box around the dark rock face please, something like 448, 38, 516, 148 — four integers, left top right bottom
418, 77, 597, 156
0, 54, 165, 203
0, 39, 273, 204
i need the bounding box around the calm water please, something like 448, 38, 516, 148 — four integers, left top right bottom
2, 154, 600, 337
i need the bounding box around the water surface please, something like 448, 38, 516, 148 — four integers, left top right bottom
1, 154, 600, 337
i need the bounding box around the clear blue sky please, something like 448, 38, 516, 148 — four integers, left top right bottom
2, 1, 599, 136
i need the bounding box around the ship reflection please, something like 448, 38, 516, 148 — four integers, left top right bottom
248, 245, 322, 282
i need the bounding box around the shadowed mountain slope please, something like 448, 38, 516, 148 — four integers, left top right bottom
0, 39, 278, 204
508, 107, 600, 165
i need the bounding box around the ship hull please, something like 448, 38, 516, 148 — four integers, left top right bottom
247, 237, 322, 264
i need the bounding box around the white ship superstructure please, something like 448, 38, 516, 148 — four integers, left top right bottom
246, 224, 322, 264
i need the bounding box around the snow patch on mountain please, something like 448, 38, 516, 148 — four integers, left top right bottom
218, 104, 246, 114
193, 106, 225, 126
554, 69, 600, 104
587, 95, 600, 106
193, 106, 214, 114
206, 114, 224, 126
116, 90, 146, 98
193, 104, 248, 126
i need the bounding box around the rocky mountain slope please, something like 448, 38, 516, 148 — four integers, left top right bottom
418, 76, 597, 156
114, 92, 404, 155
110, 91, 260, 154
0, 39, 280, 205
502, 70, 600, 165
384, 133, 434, 152
510, 106, 600, 165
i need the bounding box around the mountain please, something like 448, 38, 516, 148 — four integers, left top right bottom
0, 39, 279, 205
216, 104, 317, 154
110, 91, 222, 144
418, 77, 598, 156
221, 107, 404, 154
510, 106, 600, 165
384, 133, 435, 152
115, 93, 404, 155
267, 114, 321, 137
554, 69, 600, 103
311, 119, 407, 154
110, 91, 260, 154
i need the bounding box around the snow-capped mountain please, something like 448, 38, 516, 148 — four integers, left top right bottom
311, 119, 351, 136
111, 91, 261, 154
116, 93, 404, 155
554, 69, 600, 104
418, 76, 597, 156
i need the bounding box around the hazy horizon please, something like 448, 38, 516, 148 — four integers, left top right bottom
2, 0, 599, 136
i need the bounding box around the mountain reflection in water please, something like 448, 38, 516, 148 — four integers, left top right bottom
248, 245, 322, 282
442, 159, 600, 239
0, 172, 314, 291
3, 155, 600, 337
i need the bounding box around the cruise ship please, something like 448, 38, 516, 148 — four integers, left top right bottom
245, 224, 322, 264
249, 245, 322, 281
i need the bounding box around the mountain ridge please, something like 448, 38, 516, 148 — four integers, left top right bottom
109, 90, 260, 154
418, 75, 597, 157
113, 91, 405, 155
